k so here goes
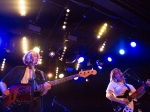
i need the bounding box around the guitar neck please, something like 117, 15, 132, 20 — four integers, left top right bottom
129, 84, 146, 99
49, 74, 79, 86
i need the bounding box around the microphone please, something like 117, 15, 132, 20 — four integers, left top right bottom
26, 54, 34, 69
28, 54, 33, 63
52, 96, 56, 106
121, 68, 130, 76
26, 54, 33, 64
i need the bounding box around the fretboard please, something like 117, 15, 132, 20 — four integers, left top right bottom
49, 74, 79, 86
129, 84, 146, 99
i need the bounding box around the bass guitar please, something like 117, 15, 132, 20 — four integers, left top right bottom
1, 69, 97, 111
111, 79, 150, 112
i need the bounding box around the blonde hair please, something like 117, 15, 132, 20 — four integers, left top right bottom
22, 50, 40, 65
110, 68, 123, 82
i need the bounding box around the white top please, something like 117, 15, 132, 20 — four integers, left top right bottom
106, 81, 136, 111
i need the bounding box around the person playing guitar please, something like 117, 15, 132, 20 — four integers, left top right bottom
0, 50, 51, 112
0, 50, 97, 112
106, 68, 150, 112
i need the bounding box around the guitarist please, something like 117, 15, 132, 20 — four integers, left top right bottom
106, 68, 147, 112
0, 50, 51, 112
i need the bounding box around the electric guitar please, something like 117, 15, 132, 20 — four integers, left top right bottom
111, 79, 150, 112
0, 69, 97, 111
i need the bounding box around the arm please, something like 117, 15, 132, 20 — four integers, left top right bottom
0, 81, 10, 96
106, 90, 129, 105
36, 70, 51, 96
38, 82, 51, 96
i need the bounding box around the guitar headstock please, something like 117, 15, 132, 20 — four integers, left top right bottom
78, 69, 97, 78
146, 79, 150, 87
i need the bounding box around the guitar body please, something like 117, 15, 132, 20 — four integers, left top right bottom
111, 82, 150, 112
0, 69, 97, 111
1, 84, 32, 110
111, 90, 131, 112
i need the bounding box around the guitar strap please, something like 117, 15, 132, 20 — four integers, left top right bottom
124, 83, 131, 92
116, 83, 131, 99
124, 83, 131, 100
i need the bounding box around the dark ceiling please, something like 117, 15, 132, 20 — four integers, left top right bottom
0, 0, 150, 111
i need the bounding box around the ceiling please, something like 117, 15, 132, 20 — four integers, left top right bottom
0, 0, 150, 111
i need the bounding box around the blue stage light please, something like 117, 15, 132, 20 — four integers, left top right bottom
107, 57, 112, 62
78, 57, 84, 63
119, 49, 125, 55
130, 42, 136, 47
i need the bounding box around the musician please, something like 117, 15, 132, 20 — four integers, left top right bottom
0, 50, 51, 112
106, 68, 147, 112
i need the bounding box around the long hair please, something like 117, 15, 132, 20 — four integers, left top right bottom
22, 50, 40, 65
110, 68, 125, 82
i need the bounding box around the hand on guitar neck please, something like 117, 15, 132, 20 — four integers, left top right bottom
0, 69, 97, 111
110, 79, 150, 112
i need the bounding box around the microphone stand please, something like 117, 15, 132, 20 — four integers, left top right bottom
52, 98, 70, 112
126, 73, 144, 85
28, 63, 36, 112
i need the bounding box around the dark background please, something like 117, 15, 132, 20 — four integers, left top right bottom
0, 0, 150, 111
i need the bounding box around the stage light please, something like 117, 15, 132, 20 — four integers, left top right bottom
78, 57, 84, 63
19, 0, 26, 16
47, 73, 53, 78
86, 79, 89, 82
98, 66, 102, 69
96, 60, 102, 69
22, 37, 28, 53
0, 37, 2, 45
66, 9, 70, 13
62, 25, 66, 29
55, 67, 59, 79
59, 73, 64, 78
33, 47, 40, 53
104, 23, 107, 26
107, 57, 112, 62
74, 77, 78, 80
1, 58, 6, 71
130, 42, 136, 47
49, 51, 55, 57
97, 23, 108, 39
119, 49, 125, 55
64, 21, 67, 24
97, 35, 101, 38
38, 59, 42, 64
76, 63, 80, 70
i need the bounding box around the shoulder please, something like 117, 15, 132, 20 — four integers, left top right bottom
109, 81, 118, 85
108, 81, 119, 87
11, 66, 26, 70
126, 83, 135, 88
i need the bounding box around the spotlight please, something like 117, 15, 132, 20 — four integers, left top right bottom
59, 73, 64, 78
119, 49, 125, 55
33, 47, 40, 53
130, 42, 136, 47
78, 57, 84, 63
98, 66, 102, 69
49, 51, 55, 57
74, 77, 78, 80
66, 9, 70, 13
